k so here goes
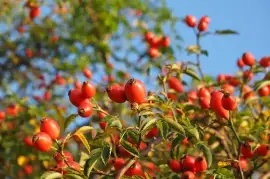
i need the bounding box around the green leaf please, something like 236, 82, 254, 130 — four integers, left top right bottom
74, 126, 94, 134
64, 114, 78, 131
109, 120, 122, 129
40, 171, 62, 179
101, 145, 112, 165
157, 120, 169, 139
84, 149, 101, 177
64, 173, 85, 179
74, 133, 91, 154
254, 80, 270, 91
214, 168, 235, 179
201, 50, 209, 56
183, 68, 200, 81
141, 118, 157, 135
196, 143, 213, 167
186, 127, 200, 141
215, 29, 239, 35
163, 118, 185, 134
120, 140, 139, 158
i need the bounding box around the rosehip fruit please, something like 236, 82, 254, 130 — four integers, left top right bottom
81, 81, 96, 98
83, 67, 92, 79
221, 93, 237, 111
168, 77, 184, 93
181, 171, 195, 179
210, 91, 229, 119
242, 52, 255, 66
240, 142, 254, 158
40, 117, 60, 140
194, 156, 207, 172
182, 155, 195, 172
32, 132, 52, 152
68, 89, 85, 107
255, 144, 269, 156
114, 158, 126, 170
78, 99, 93, 118
185, 15, 196, 27
169, 159, 182, 173
125, 79, 146, 104
106, 84, 126, 103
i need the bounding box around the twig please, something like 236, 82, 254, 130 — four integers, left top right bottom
115, 158, 136, 179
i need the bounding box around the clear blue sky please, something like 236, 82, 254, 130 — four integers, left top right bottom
166, 0, 270, 76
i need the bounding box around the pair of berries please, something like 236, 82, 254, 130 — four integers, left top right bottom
145, 32, 170, 59
113, 159, 145, 177
185, 15, 210, 32
51, 151, 80, 174
69, 81, 96, 118
32, 118, 60, 152
106, 78, 146, 104
169, 155, 208, 179
241, 142, 269, 158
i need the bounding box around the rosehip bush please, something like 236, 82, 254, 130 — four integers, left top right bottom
0, 1, 269, 179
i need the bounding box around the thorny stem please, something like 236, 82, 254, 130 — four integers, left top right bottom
228, 112, 244, 179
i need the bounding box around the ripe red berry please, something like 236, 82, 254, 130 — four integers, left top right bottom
125, 79, 146, 104
188, 90, 197, 103
24, 165, 33, 175
181, 171, 195, 179
255, 144, 269, 156
159, 36, 170, 47
145, 127, 159, 138
78, 99, 93, 118
169, 159, 182, 173
182, 155, 195, 172
221, 83, 235, 94
258, 86, 269, 97
237, 58, 245, 68
18, 25, 25, 34
242, 52, 255, 66
40, 117, 60, 139
44, 90, 51, 101
145, 32, 155, 43
243, 70, 254, 81
25, 48, 33, 58
24, 136, 34, 147
0, 111, 6, 121
243, 91, 256, 100
83, 67, 92, 79
99, 121, 107, 130
54, 151, 74, 162
106, 84, 126, 103
198, 21, 208, 32
228, 76, 241, 87
114, 158, 126, 170
30, 7, 40, 19
32, 132, 53, 152
240, 142, 254, 158
194, 156, 207, 172
185, 15, 196, 27
98, 112, 107, 119
125, 162, 144, 177
74, 80, 82, 89
81, 81, 96, 98
198, 87, 210, 98
221, 93, 237, 111
168, 77, 184, 93
167, 92, 177, 101
217, 74, 226, 83
148, 47, 159, 58
233, 157, 248, 171
210, 91, 229, 119
259, 56, 270, 67
200, 16, 210, 24
182, 137, 189, 145
68, 89, 85, 107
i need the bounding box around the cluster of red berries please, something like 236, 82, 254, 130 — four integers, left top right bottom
25, 1, 40, 19
185, 15, 210, 32
106, 78, 146, 104
169, 155, 207, 179
32, 117, 60, 152
49, 151, 80, 175
144, 32, 170, 59
68, 68, 95, 118
237, 52, 270, 68
0, 104, 23, 130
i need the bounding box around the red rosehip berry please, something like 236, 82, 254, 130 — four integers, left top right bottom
198, 21, 208, 32
259, 56, 270, 67
40, 117, 60, 140
210, 91, 229, 119
106, 84, 126, 103
83, 67, 92, 79
168, 77, 184, 93
181, 171, 195, 179
169, 159, 182, 173
258, 86, 269, 97
240, 142, 254, 158
81, 81, 96, 98
194, 156, 207, 172
24, 136, 34, 147
255, 144, 269, 156
198, 87, 210, 98
145, 127, 159, 138
78, 99, 93, 118
242, 52, 255, 66
237, 58, 245, 68
185, 15, 196, 27
30, 7, 40, 19
114, 158, 126, 170
182, 155, 195, 172
221, 93, 237, 111
32, 132, 53, 152
68, 89, 85, 107
125, 79, 146, 104
148, 47, 159, 59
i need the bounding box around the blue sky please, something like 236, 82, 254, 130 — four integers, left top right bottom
166, 0, 270, 76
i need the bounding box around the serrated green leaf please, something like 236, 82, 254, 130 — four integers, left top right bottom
64, 114, 78, 131
215, 29, 239, 35
84, 150, 101, 177
120, 140, 139, 158
40, 171, 62, 179
141, 118, 157, 134
196, 143, 212, 167
101, 145, 111, 165
157, 120, 169, 139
